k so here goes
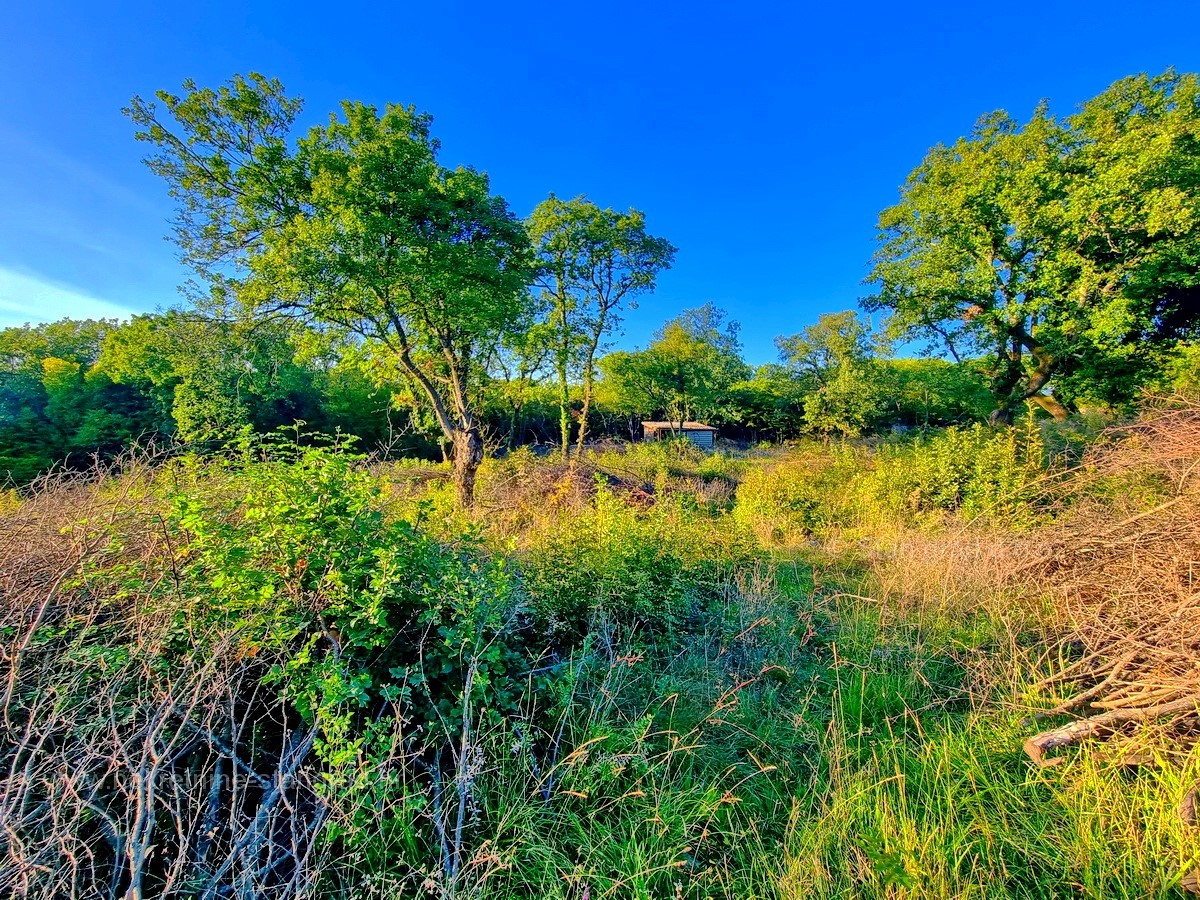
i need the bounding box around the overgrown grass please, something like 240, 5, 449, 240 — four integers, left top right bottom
4, 421, 1198, 898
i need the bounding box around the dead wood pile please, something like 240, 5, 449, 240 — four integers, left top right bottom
1022, 402, 1200, 766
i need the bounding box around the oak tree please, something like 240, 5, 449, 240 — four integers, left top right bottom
865, 70, 1200, 422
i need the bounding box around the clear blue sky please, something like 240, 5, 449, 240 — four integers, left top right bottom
2, 0, 1198, 363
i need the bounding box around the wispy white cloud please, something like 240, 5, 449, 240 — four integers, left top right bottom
0, 126, 161, 215
0, 267, 141, 329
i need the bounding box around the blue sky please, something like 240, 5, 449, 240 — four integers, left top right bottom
2, 1, 1198, 363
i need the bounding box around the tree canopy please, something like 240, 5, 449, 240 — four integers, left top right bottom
528, 195, 675, 457
599, 304, 747, 430
865, 69, 1200, 422
127, 74, 534, 504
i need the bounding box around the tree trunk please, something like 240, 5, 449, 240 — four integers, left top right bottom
557, 355, 571, 461
554, 286, 573, 461
988, 405, 1016, 426
452, 427, 484, 508
1030, 393, 1070, 420
988, 322, 1064, 425
573, 359, 596, 458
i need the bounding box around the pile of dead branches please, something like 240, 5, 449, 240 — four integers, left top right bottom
1023, 401, 1200, 766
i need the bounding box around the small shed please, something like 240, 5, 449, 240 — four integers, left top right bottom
641, 421, 718, 451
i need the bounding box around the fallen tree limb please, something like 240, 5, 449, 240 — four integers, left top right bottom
1023, 698, 1199, 767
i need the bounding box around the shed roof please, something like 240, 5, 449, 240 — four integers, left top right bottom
640, 421, 718, 431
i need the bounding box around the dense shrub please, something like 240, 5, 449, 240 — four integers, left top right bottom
520, 480, 755, 639
732, 446, 862, 542
158, 445, 524, 737
865, 420, 1046, 526
2, 444, 527, 898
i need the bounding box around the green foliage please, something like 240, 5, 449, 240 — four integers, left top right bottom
98, 311, 310, 441
0, 318, 160, 481
776, 310, 877, 382
599, 303, 749, 426
801, 360, 888, 438
724, 364, 808, 440
529, 194, 675, 454
733, 448, 861, 542
0, 313, 424, 485
881, 357, 993, 426
521, 480, 753, 640
154, 443, 522, 752
732, 417, 1048, 543
866, 417, 1047, 525
866, 69, 1200, 420
776, 311, 892, 438
1164, 341, 1200, 399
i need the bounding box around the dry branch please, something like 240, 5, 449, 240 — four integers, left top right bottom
1018, 402, 1200, 764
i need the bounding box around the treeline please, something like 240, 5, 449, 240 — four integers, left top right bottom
6, 298, 1197, 487
3, 68, 1199, 493
0, 307, 995, 484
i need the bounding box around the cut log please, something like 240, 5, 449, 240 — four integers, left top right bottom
1183, 869, 1200, 895
1024, 719, 1104, 766
1023, 698, 1199, 766
1181, 784, 1198, 828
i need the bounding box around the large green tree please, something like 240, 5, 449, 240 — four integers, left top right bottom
865, 70, 1200, 422
776, 310, 876, 385
127, 74, 534, 504
528, 195, 675, 458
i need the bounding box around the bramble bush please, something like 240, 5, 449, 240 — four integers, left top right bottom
155, 443, 525, 751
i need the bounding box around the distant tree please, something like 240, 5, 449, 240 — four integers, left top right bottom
528, 195, 675, 457
127, 74, 535, 505
800, 364, 888, 439
599, 304, 747, 431
776, 310, 875, 386
865, 70, 1200, 423
725, 364, 807, 441
881, 358, 993, 427
98, 312, 323, 441
777, 311, 887, 438
0, 319, 158, 481
481, 300, 555, 448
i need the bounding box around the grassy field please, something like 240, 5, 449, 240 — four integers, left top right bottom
2, 409, 1198, 899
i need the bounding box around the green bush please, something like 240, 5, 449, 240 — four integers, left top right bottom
732, 446, 861, 542
865, 420, 1046, 526
521, 480, 754, 640
141, 444, 523, 756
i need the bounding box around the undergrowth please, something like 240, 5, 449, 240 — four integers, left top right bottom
2, 422, 1198, 899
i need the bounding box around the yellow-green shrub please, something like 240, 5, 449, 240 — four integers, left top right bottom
520, 480, 755, 639
732, 446, 861, 544
865, 421, 1046, 526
